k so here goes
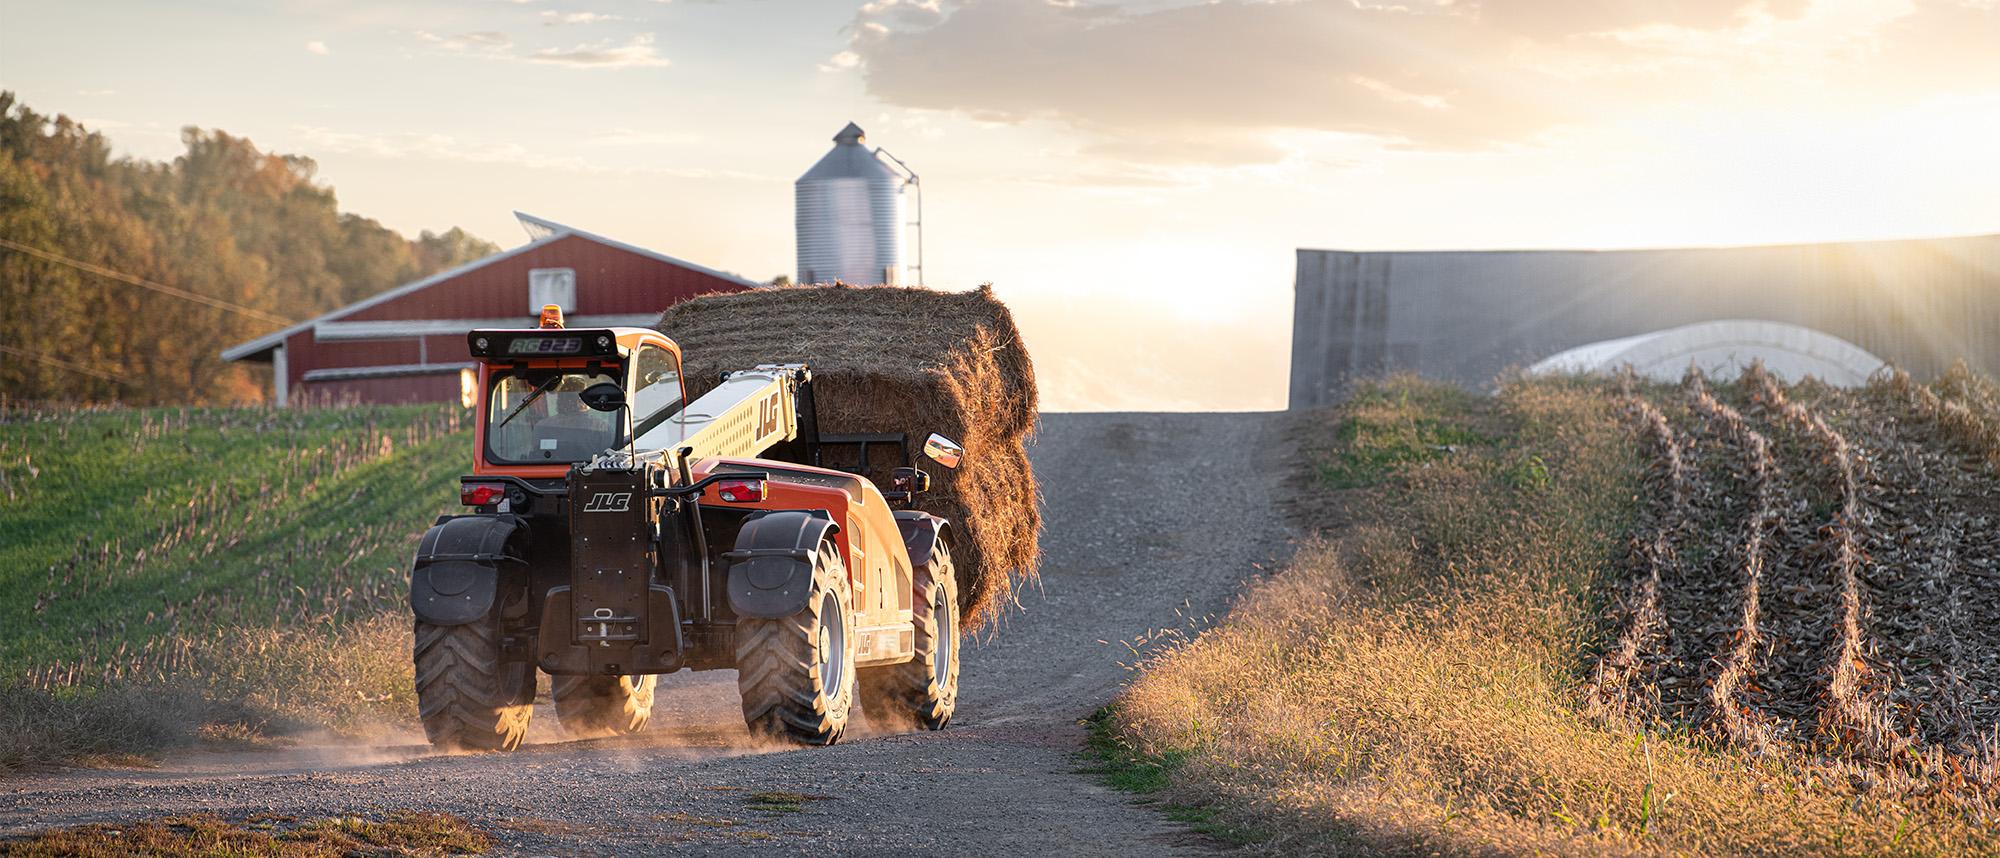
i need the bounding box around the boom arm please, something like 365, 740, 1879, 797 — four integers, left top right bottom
634, 364, 807, 461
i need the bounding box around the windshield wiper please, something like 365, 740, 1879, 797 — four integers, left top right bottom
494, 376, 561, 431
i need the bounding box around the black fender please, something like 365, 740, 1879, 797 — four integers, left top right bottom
723, 510, 839, 619
892, 511, 952, 568
410, 515, 527, 626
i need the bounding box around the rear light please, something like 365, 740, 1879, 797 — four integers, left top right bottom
461, 483, 506, 506
714, 478, 766, 503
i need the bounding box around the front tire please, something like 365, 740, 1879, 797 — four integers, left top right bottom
862, 539, 960, 730
413, 618, 534, 751
735, 539, 856, 745
553, 674, 657, 737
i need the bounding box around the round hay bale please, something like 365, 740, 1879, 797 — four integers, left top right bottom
660, 284, 1040, 629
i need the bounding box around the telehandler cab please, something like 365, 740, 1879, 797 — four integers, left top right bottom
409, 306, 964, 750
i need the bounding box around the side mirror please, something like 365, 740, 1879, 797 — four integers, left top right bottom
580, 382, 627, 412
922, 433, 963, 469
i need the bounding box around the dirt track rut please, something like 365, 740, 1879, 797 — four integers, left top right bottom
1, 412, 1294, 856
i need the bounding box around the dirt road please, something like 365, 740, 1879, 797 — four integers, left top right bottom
1, 412, 1294, 856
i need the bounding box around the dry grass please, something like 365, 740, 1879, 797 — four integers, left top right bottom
1111, 374, 2000, 856
1, 614, 414, 774
0, 811, 490, 857
659, 283, 1041, 628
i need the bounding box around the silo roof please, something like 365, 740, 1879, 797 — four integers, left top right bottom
798, 121, 897, 183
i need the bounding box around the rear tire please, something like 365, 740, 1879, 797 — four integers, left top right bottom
861, 539, 960, 730
735, 539, 856, 745
413, 618, 533, 752
553, 674, 657, 737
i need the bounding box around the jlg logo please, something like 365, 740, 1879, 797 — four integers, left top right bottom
583, 492, 632, 513
756, 392, 782, 440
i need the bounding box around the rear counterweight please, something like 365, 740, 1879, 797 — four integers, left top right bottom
538, 466, 685, 675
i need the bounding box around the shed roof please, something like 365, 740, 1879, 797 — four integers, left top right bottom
1527, 319, 1887, 387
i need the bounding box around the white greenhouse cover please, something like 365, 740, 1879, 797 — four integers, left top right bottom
1527, 320, 1887, 387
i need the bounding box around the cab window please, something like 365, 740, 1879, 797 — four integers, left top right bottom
485, 371, 621, 464
628, 344, 685, 444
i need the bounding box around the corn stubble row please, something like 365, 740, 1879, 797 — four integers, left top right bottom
1590, 364, 2000, 802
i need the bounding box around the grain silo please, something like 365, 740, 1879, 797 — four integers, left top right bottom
795, 122, 920, 286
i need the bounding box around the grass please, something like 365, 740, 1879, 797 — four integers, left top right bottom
1107, 373, 2000, 856
1081, 708, 1259, 846
0, 401, 471, 772
742, 791, 829, 814
0, 811, 491, 856
1311, 381, 1491, 489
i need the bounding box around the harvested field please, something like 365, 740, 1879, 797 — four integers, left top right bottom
1594, 365, 2000, 791
1111, 371, 2000, 856
0, 403, 463, 771
659, 284, 1041, 628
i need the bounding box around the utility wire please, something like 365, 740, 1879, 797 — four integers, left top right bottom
0, 343, 121, 383
0, 236, 296, 327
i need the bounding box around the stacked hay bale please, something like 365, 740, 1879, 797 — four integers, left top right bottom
659, 284, 1039, 629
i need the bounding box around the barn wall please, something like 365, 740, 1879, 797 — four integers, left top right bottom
294, 373, 463, 406
270, 235, 748, 405
281, 333, 470, 394
1288, 234, 2000, 408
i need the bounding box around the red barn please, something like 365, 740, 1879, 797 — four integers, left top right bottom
222, 213, 758, 405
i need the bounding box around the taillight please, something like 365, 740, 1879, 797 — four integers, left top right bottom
461, 483, 506, 506
714, 478, 766, 503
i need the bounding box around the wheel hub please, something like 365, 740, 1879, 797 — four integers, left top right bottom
819, 591, 846, 698
934, 588, 953, 689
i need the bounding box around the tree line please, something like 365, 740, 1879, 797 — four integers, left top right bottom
0, 91, 499, 405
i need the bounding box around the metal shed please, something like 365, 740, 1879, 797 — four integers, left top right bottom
1289, 233, 2000, 408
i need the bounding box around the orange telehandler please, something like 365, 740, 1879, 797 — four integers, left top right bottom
408, 307, 963, 750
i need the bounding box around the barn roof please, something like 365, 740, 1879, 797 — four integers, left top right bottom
221, 212, 759, 362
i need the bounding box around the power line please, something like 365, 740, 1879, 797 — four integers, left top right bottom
0, 236, 296, 327
0, 343, 120, 383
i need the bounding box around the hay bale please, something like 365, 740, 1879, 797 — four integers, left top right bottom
659, 284, 1040, 629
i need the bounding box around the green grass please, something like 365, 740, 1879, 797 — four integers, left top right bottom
1312, 380, 1492, 488
1079, 708, 1259, 846
0, 403, 469, 676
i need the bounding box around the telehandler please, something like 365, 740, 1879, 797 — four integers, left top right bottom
408, 306, 964, 750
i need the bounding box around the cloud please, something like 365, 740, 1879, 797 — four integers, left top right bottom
585, 127, 700, 146
406, 28, 667, 69
530, 34, 671, 67
541, 10, 624, 26
857, 0, 943, 27
74, 89, 116, 96
412, 29, 515, 54
305, 40, 329, 55
532, 33, 672, 67
817, 50, 861, 72
846, 0, 1993, 164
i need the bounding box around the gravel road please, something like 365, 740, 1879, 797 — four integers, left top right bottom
1, 412, 1294, 856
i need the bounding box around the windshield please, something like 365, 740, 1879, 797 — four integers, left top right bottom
485, 371, 620, 464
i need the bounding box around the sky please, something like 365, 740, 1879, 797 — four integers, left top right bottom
3, 0, 1999, 410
